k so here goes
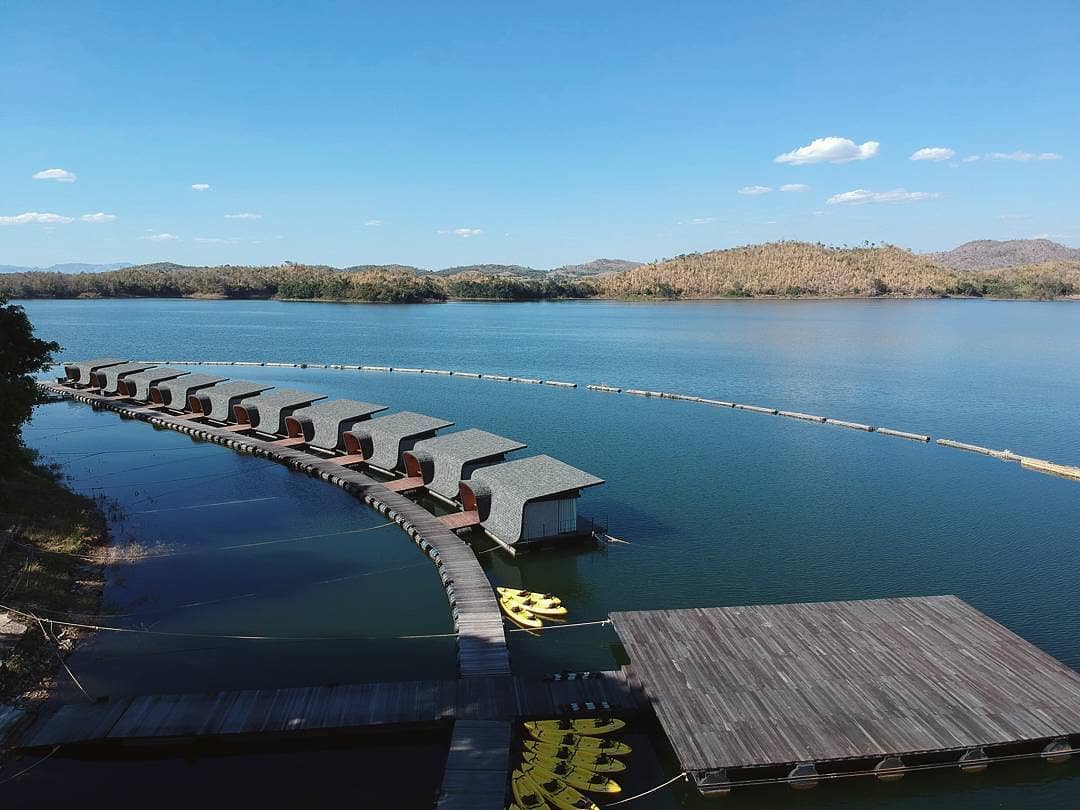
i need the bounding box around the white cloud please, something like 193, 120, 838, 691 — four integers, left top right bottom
774, 137, 879, 165
141, 232, 180, 241
689, 217, 714, 224
437, 227, 483, 237
364, 219, 382, 227
80, 212, 117, 223
32, 168, 77, 183
779, 183, 810, 192
827, 188, 940, 205
0, 211, 75, 225
224, 212, 262, 220
964, 151, 1062, 163
910, 147, 955, 162
987, 151, 1062, 162
738, 185, 772, 196
191, 183, 211, 191
193, 236, 238, 244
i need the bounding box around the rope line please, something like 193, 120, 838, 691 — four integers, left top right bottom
0, 746, 61, 786
605, 771, 688, 805
0, 602, 612, 643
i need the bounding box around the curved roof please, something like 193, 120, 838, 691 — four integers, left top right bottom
288, 399, 388, 450
153, 374, 227, 407
410, 428, 526, 500
468, 454, 603, 544
94, 362, 157, 393
349, 411, 453, 471
63, 358, 125, 384
120, 367, 189, 401
234, 388, 325, 434
195, 381, 274, 421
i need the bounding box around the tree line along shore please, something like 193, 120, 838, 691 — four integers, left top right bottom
2, 241, 1078, 303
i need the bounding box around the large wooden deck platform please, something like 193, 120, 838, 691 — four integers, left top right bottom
40, 382, 509, 679
611, 596, 1080, 794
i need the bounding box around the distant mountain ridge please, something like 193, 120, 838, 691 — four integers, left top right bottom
927, 239, 1080, 271
0, 262, 133, 274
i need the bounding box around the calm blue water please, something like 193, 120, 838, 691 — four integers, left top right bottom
7, 298, 1080, 808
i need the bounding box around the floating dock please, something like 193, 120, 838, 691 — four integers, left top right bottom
610, 596, 1080, 795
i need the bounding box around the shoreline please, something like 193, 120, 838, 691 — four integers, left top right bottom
9, 292, 1079, 305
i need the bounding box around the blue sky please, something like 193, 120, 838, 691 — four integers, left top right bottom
2, 1, 1077, 268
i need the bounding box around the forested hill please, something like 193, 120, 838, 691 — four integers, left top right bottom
592, 242, 1080, 299
2, 243, 1077, 301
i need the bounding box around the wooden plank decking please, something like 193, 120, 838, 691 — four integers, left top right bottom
39, 383, 510, 679
611, 596, 1080, 791
437, 721, 511, 810
17, 670, 640, 748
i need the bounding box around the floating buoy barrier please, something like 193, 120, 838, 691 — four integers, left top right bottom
825, 418, 874, 432
482, 374, 512, 381
544, 380, 576, 388
778, 410, 826, 423
734, 403, 778, 415
422, 369, 452, 375
1019, 457, 1080, 481
698, 398, 735, 407
936, 439, 1011, 459
362, 365, 391, 371
395, 367, 422, 374
454, 371, 482, 378
586, 384, 620, 393
511, 377, 543, 384
877, 428, 931, 443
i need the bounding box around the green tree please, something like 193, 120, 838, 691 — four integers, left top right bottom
0, 295, 60, 472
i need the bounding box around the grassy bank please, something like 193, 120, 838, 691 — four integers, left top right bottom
0, 457, 108, 706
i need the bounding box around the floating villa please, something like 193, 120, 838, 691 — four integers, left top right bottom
150, 373, 227, 409
385, 428, 526, 499
61, 357, 124, 385
186, 380, 274, 421
119, 366, 189, 401
228, 388, 326, 435
340, 411, 454, 472
453, 454, 604, 550
89, 361, 157, 394
280, 399, 388, 451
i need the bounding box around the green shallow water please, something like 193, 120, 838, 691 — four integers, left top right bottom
6, 298, 1080, 807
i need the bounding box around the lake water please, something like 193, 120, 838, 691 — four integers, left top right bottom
6, 298, 1080, 808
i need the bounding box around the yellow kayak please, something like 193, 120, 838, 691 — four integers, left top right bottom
522, 741, 627, 772
497, 586, 561, 605
511, 769, 551, 809
521, 768, 599, 810
524, 728, 632, 755
500, 596, 543, 629
511, 597, 568, 618
523, 760, 621, 795
525, 718, 626, 736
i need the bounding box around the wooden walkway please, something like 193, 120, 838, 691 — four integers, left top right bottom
611, 596, 1080, 794
437, 721, 512, 810
17, 670, 640, 748
39, 383, 509, 679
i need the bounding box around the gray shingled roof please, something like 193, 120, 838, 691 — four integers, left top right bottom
467, 454, 603, 545
347, 411, 453, 471
63, 358, 125, 384
152, 374, 228, 408
409, 428, 526, 500
93, 362, 158, 394
120, 367, 189, 401
233, 388, 326, 435
193, 380, 274, 421
287, 399, 388, 450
